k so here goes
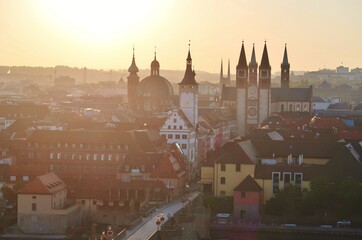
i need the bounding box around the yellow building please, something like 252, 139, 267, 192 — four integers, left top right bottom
17, 172, 81, 234
200, 132, 335, 203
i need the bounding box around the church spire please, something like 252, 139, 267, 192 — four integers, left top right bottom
220, 59, 224, 79
260, 41, 271, 69
237, 41, 248, 69
128, 46, 139, 74
249, 43, 257, 66
179, 41, 197, 85
282, 43, 289, 66
281, 43, 290, 88
150, 46, 160, 76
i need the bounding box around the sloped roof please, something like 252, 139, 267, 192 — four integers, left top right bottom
234, 175, 262, 192
19, 172, 65, 195
150, 154, 185, 179
221, 86, 237, 102
271, 87, 312, 102
215, 140, 255, 164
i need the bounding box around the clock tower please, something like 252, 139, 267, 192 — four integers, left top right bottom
179, 44, 198, 128
245, 44, 259, 132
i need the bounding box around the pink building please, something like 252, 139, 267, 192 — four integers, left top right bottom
233, 175, 262, 223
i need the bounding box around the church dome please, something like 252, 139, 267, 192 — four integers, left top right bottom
136, 75, 173, 97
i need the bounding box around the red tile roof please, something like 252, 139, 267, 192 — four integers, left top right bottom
19, 172, 65, 195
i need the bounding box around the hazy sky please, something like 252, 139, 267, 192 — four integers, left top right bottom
0, 0, 361, 73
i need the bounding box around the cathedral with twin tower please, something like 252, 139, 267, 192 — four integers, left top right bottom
236, 41, 272, 136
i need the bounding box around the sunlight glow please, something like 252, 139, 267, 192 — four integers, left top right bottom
39, 0, 160, 44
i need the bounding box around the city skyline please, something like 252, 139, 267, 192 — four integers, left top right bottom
0, 0, 361, 73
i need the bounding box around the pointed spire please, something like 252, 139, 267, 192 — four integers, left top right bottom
282, 43, 289, 66
237, 41, 247, 69
260, 41, 271, 68
187, 40, 192, 62
227, 59, 230, 80
128, 46, 139, 73
249, 43, 257, 66
179, 42, 198, 85
220, 59, 224, 78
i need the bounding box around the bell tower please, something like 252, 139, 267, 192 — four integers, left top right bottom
127, 47, 139, 111
236, 41, 248, 136
281, 44, 290, 88
179, 43, 198, 128
258, 42, 271, 124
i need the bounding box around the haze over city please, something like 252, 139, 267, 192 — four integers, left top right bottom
1, 0, 361, 73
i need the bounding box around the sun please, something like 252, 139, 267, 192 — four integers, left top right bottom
38, 0, 161, 44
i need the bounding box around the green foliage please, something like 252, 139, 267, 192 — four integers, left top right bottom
265, 177, 362, 218
266, 185, 304, 216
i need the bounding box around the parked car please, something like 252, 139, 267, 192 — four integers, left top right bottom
337, 219, 351, 227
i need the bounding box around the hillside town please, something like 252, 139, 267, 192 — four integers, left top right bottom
0, 42, 362, 239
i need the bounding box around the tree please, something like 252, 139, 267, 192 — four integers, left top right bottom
266, 185, 304, 216
1, 186, 17, 203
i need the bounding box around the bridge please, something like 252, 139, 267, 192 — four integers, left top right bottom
116, 191, 200, 240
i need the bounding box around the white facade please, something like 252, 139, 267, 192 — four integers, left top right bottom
160, 110, 197, 165
179, 85, 198, 129
236, 89, 246, 136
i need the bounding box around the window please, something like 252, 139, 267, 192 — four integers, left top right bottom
220, 177, 226, 184
10, 176, 16, 181
272, 172, 280, 193
32, 203, 37, 211
92, 200, 97, 205
173, 126, 176, 129
57, 153, 61, 160
241, 191, 246, 198
261, 70, 268, 78
108, 154, 112, 161
101, 154, 105, 161
93, 154, 97, 161
284, 173, 291, 187
236, 164, 241, 172
86, 154, 90, 161
23, 176, 29, 181
173, 119, 177, 123
182, 135, 187, 139
81, 200, 86, 205
50, 152, 54, 159
168, 134, 173, 139
57, 143, 61, 148
71, 153, 75, 160
168, 126, 171, 129
238, 70, 246, 78
32, 196, 36, 199
179, 126, 183, 130
175, 134, 180, 139
181, 144, 187, 149
125, 165, 129, 172
221, 164, 226, 171
295, 173, 303, 190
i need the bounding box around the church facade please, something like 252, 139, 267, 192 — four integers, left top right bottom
220, 42, 313, 136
